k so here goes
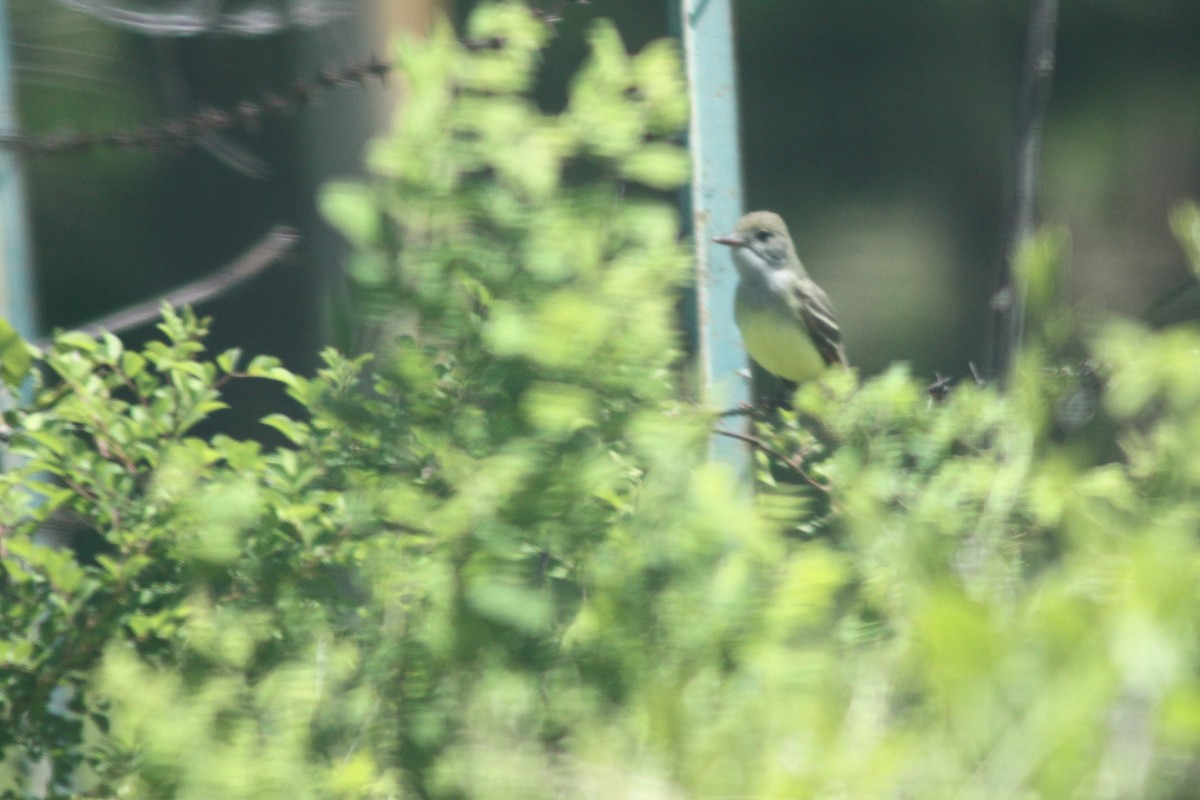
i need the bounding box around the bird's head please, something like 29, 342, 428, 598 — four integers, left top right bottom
713, 211, 800, 278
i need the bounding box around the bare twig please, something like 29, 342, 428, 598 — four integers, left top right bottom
927, 372, 954, 404
717, 402, 769, 419
991, 0, 1059, 381
36, 225, 300, 346
714, 428, 831, 493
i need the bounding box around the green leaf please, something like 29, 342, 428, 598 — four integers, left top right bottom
0, 316, 32, 387
1170, 201, 1200, 276
521, 382, 596, 434
619, 142, 690, 190
101, 332, 123, 363
320, 182, 380, 247
459, 3, 549, 93
465, 578, 552, 635
55, 330, 99, 352
261, 413, 312, 446
216, 348, 242, 374
631, 39, 689, 135
120, 350, 147, 379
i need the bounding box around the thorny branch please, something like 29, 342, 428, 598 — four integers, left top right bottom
0, 56, 393, 156
4, 2, 585, 342
1, 1, 592, 158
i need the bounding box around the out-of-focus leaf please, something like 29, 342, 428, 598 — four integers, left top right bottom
0, 316, 32, 387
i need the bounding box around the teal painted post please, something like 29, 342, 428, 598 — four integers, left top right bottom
672, 0, 749, 477
0, 0, 37, 340
0, 12, 43, 793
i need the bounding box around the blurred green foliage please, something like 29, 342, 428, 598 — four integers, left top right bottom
4, 3, 1200, 799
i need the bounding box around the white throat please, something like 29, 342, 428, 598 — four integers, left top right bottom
733, 247, 775, 280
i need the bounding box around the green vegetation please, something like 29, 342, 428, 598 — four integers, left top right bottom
4, 3, 1200, 798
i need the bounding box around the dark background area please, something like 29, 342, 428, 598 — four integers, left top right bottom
11, 0, 1200, 403
744, 0, 1200, 378
502, 0, 1200, 379
10, 0, 392, 437
734, 0, 1200, 379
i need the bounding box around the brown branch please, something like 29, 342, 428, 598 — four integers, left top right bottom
36, 225, 300, 347
714, 428, 831, 494
718, 403, 769, 419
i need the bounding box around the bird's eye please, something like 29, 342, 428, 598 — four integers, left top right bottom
754, 230, 773, 242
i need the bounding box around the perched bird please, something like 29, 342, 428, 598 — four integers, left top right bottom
715, 211, 847, 389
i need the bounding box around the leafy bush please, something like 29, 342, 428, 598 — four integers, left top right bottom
4, 3, 1200, 799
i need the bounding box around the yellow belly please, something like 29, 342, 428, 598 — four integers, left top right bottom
735, 302, 825, 382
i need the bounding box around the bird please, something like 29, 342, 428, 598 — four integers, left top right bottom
714, 211, 847, 394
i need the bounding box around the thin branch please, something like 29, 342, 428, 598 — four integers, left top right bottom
714, 428, 831, 493
718, 402, 769, 419
991, 0, 1059, 381
153, 38, 270, 178
36, 225, 300, 346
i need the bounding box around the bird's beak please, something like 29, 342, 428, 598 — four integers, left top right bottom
713, 233, 744, 248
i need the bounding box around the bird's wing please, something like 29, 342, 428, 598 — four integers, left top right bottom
788, 276, 848, 367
